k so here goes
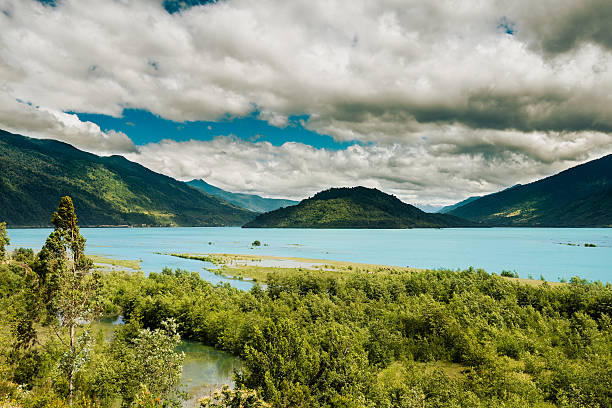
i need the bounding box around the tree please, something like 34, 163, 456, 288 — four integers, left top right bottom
0, 221, 9, 261
34, 196, 101, 405
94, 319, 185, 406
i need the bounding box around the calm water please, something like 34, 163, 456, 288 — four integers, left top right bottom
97, 318, 240, 406
6, 227, 612, 283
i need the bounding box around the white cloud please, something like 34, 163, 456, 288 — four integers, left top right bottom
0, 91, 136, 154
125, 132, 611, 206
0, 0, 611, 203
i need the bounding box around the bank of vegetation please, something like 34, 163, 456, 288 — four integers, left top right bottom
1, 198, 611, 407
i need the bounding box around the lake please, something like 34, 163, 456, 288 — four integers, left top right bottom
6, 227, 612, 284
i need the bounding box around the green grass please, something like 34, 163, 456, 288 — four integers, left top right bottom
88, 255, 141, 271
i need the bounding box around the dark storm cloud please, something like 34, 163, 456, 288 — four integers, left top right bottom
526, 0, 612, 55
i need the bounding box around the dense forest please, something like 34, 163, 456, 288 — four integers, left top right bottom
1, 199, 611, 407
244, 187, 474, 228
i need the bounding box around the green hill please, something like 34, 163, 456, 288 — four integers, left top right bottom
187, 179, 298, 213
0, 130, 255, 227
243, 186, 474, 228
449, 154, 612, 227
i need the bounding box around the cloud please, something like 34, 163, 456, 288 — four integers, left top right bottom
0, 91, 136, 154
1, 0, 611, 135
1, 0, 611, 203
125, 131, 612, 205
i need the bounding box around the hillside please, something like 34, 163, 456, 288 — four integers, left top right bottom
449, 155, 612, 226
0, 130, 255, 227
438, 185, 522, 214
187, 179, 298, 213
243, 186, 474, 228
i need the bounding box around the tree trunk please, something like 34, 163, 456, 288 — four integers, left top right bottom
69, 323, 74, 406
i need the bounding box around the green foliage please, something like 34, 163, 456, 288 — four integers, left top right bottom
0, 222, 8, 261
82, 319, 184, 406
244, 186, 473, 228
101, 265, 612, 407
0, 130, 254, 227
0, 200, 187, 407
251, 240, 261, 247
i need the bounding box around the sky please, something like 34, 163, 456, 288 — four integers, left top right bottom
1, 0, 611, 207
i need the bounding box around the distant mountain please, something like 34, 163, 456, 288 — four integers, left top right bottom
0, 130, 255, 227
243, 186, 474, 228
437, 197, 481, 214
415, 204, 444, 213
187, 179, 298, 213
449, 155, 612, 227
438, 185, 523, 214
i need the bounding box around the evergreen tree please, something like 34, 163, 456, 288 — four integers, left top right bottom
34, 196, 101, 404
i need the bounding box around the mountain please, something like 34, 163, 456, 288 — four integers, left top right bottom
415, 204, 444, 213
449, 155, 612, 227
243, 186, 474, 228
437, 196, 481, 214
0, 130, 255, 227
438, 185, 523, 214
187, 179, 298, 213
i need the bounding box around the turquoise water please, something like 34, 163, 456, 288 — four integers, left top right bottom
6, 227, 612, 284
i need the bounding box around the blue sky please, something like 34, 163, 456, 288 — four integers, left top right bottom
74, 109, 356, 150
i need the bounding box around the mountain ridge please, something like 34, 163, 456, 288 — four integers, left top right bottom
187, 179, 298, 213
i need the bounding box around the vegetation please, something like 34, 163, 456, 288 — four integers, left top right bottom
88, 255, 142, 271
1, 198, 611, 407
0, 130, 255, 227
95, 265, 611, 408
37, 196, 102, 403
188, 179, 298, 213
244, 186, 474, 228
0, 198, 184, 406
449, 154, 612, 226
0, 221, 8, 261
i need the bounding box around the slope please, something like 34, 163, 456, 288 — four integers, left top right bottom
0, 130, 255, 227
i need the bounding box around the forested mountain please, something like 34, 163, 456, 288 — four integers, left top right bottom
187, 179, 298, 213
243, 186, 474, 228
449, 154, 612, 226
0, 130, 255, 227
